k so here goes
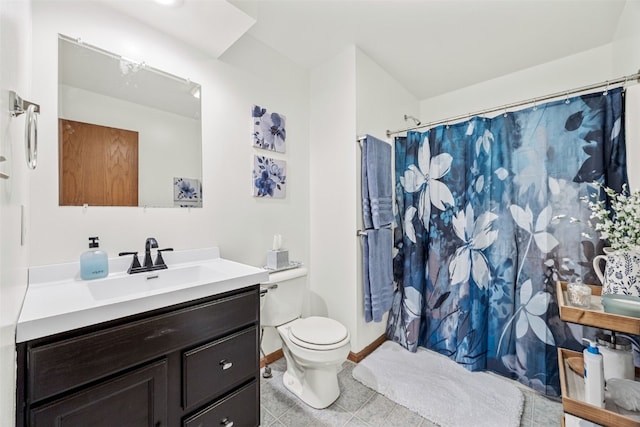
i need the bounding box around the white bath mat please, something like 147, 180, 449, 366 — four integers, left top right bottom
352, 341, 524, 427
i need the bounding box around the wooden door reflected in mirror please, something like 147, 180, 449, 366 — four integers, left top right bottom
59, 119, 139, 206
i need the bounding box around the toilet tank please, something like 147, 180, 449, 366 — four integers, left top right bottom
260, 268, 308, 327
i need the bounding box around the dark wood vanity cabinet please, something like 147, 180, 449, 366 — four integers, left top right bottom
16, 285, 260, 427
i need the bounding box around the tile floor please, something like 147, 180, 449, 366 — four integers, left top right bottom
260, 358, 564, 427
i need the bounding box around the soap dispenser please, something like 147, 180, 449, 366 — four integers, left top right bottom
80, 237, 108, 280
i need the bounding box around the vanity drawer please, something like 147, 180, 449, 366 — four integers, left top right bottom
183, 380, 258, 427
29, 288, 258, 402
183, 326, 258, 408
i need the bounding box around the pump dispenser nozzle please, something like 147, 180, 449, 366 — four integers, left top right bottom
582, 338, 600, 354
88, 236, 99, 248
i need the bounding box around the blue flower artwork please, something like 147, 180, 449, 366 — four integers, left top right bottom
173, 177, 202, 207
253, 155, 286, 198
253, 104, 286, 153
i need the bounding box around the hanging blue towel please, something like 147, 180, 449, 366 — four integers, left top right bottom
362, 135, 393, 230
362, 227, 394, 323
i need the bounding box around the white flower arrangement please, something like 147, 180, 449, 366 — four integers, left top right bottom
582, 183, 640, 251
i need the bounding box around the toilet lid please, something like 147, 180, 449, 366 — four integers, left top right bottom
289, 316, 348, 346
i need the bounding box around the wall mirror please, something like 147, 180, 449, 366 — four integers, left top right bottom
58, 34, 203, 208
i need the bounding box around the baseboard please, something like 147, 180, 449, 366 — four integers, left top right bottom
260, 348, 283, 368
348, 334, 387, 363
259, 334, 387, 366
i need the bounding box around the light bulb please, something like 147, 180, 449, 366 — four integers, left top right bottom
154, 0, 184, 7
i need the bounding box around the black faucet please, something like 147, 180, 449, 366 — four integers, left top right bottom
118, 251, 142, 274
154, 248, 174, 270
144, 238, 158, 269
119, 238, 173, 274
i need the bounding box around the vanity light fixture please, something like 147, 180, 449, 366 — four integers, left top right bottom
119, 57, 145, 75
154, 0, 185, 7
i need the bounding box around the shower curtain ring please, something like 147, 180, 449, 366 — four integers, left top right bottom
532, 98, 537, 111
564, 92, 570, 104
603, 81, 609, 96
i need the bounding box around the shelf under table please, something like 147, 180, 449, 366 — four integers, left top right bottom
558, 348, 640, 427
556, 281, 640, 335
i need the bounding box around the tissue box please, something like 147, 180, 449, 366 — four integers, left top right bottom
267, 250, 289, 269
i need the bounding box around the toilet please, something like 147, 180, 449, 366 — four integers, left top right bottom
260, 269, 351, 409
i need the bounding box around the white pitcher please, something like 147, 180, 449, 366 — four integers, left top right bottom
593, 250, 640, 296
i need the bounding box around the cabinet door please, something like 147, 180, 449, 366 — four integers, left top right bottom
30, 360, 167, 427
182, 380, 258, 427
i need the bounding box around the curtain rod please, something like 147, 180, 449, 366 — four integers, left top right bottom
386, 70, 640, 137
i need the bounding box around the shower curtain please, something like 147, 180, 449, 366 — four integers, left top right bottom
387, 88, 627, 395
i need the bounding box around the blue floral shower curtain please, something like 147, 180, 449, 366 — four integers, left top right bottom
387, 88, 627, 395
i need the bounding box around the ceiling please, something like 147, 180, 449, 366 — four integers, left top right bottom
101, 0, 628, 100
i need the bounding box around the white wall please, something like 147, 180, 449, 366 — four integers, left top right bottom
354, 48, 418, 351
627, 85, 640, 190
308, 46, 418, 353
30, 1, 309, 274
309, 46, 359, 349
613, 0, 640, 189
419, 43, 616, 122
0, 1, 32, 424
418, 4, 640, 189
612, 0, 640, 77
59, 84, 201, 207
356, 49, 419, 140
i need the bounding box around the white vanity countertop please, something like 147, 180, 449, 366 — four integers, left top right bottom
17, 247, 269, 343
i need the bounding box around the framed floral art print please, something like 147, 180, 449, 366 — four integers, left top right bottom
252, 155, 286, 198
252, 104, 286, 153
173, 177, 202, 207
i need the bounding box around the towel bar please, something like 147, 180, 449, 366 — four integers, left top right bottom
358, 225, 392, 236
9, 91, 40, 170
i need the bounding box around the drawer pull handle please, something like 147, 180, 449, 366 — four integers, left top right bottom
220, 417, 234, 426
219, 360, 233, 370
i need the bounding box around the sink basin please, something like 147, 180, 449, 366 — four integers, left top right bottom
87, 265, 224, 300
601, 293, 640, 318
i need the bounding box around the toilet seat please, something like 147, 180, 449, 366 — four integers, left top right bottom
287, 316, 349, 351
